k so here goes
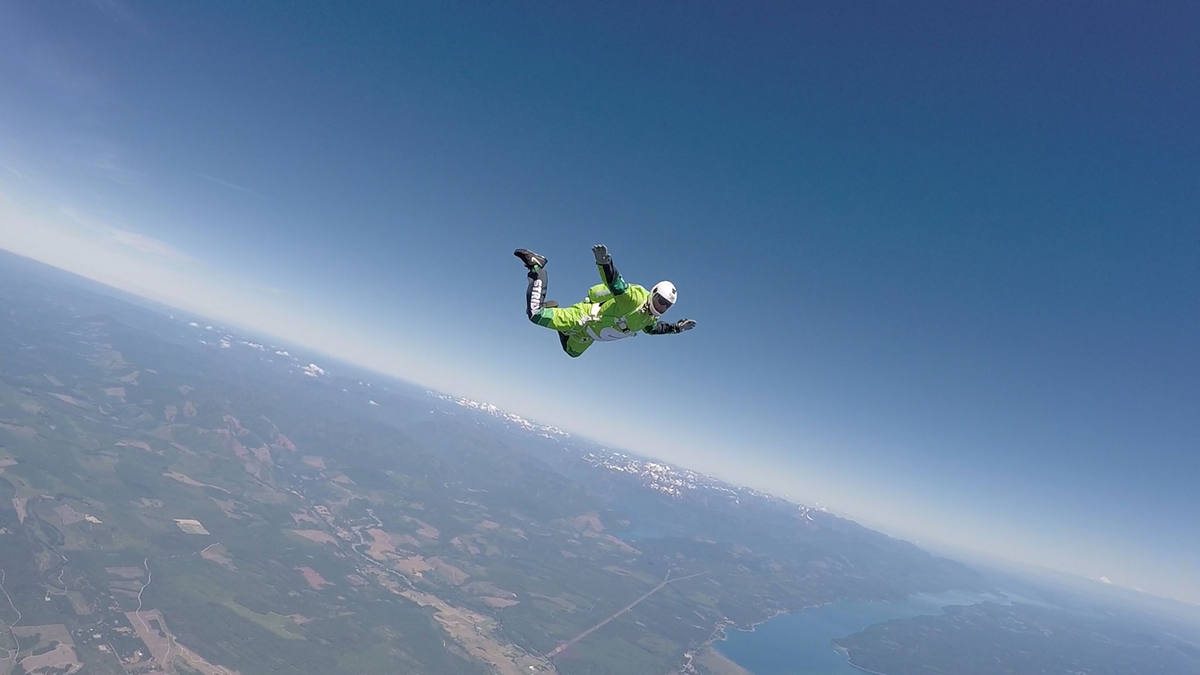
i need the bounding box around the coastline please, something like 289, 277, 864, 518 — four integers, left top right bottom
698, 590, 992, 675
833, 644, 892, 675
691, 598, 830, 667
682, 602, 830, 673
712, 601, 831, 643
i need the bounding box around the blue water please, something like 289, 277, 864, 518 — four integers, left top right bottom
716, 590, 1002, 675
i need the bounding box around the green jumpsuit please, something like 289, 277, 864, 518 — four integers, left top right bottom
525, 258, 683, 357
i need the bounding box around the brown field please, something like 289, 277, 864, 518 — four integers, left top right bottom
200, 545, 236, 570
0, 421, 37, 439
164, 471, 230, 493
604, 534, 639, 553
407, 517, 440, 540
428, 557, 469, 585
394, 533, 421, 548
104, 387, 126, 399
378, 581, 543, 675
175, 519, 210, 535
11, 497, 27, 524
252, 445, 272, 463
302, 455, 326, 469
393, 556, 433, 576
126, 609, 240, 675
291, 529, 338, 545
50, 393, 84, 407
451, 536, 482, 556
13, 624, 82, 674
482, 597, 520, 609
295, 566, 331, 589
165, 405, 177, 422
53, 503, 86, 525
366, 528, 398, 559
116, 439, 155, 453
222, 415, 248, 435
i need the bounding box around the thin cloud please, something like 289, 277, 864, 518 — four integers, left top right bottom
57, 138, 146, 186
58, 206, 192, 263
0, 163, 22, 178
86, 157, 145, 186
108, 228, 191, 263
194, 172, 266, 201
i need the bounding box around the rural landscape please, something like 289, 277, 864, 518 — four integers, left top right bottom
0, 256, 987, 674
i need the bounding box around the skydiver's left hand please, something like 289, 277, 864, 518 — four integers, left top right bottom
592, 244, 610, 265
676, 319, 696, 332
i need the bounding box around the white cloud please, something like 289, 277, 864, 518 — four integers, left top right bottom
1099, 576, 1113, 585
302, 363, 326, 378
58, 206, 191, 263
107, 227, 190, 262
0, 201, 204, 308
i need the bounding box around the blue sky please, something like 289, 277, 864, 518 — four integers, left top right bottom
1, 2, 1197, 603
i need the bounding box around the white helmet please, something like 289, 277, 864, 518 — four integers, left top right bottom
649, 281, 677, 316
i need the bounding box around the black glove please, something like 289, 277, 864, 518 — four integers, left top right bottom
676, 319, 696, 332
592, 244, 610, 265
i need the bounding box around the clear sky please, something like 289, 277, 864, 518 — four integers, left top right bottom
1, 2, 1197, 603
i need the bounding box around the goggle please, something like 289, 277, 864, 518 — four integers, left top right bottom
651, 293, 673, 315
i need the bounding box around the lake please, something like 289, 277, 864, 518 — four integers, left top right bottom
715, 590, 1002, 675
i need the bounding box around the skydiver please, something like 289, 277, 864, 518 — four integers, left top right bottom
514, 244, 696, 358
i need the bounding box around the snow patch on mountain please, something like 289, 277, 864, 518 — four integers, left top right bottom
429, 393, 569, 439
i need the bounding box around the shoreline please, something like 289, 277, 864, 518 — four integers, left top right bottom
685, 601, 831, 673
712, 601, 831, 642
833, 643, 892, 675
698, 590, 983, 675
700, 600, 830, 662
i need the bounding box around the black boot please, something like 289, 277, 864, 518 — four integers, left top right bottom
514, 248, 547, 270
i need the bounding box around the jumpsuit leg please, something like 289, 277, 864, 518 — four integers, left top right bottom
560, 331, 593, 358
523, 272, 594, 358
525, 267, 548, 321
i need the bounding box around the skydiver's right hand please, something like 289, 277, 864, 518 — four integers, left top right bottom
676, 319, 696, 332
592, 244, 610, 265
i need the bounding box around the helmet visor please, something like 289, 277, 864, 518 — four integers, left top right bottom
651, 293, 673, 315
